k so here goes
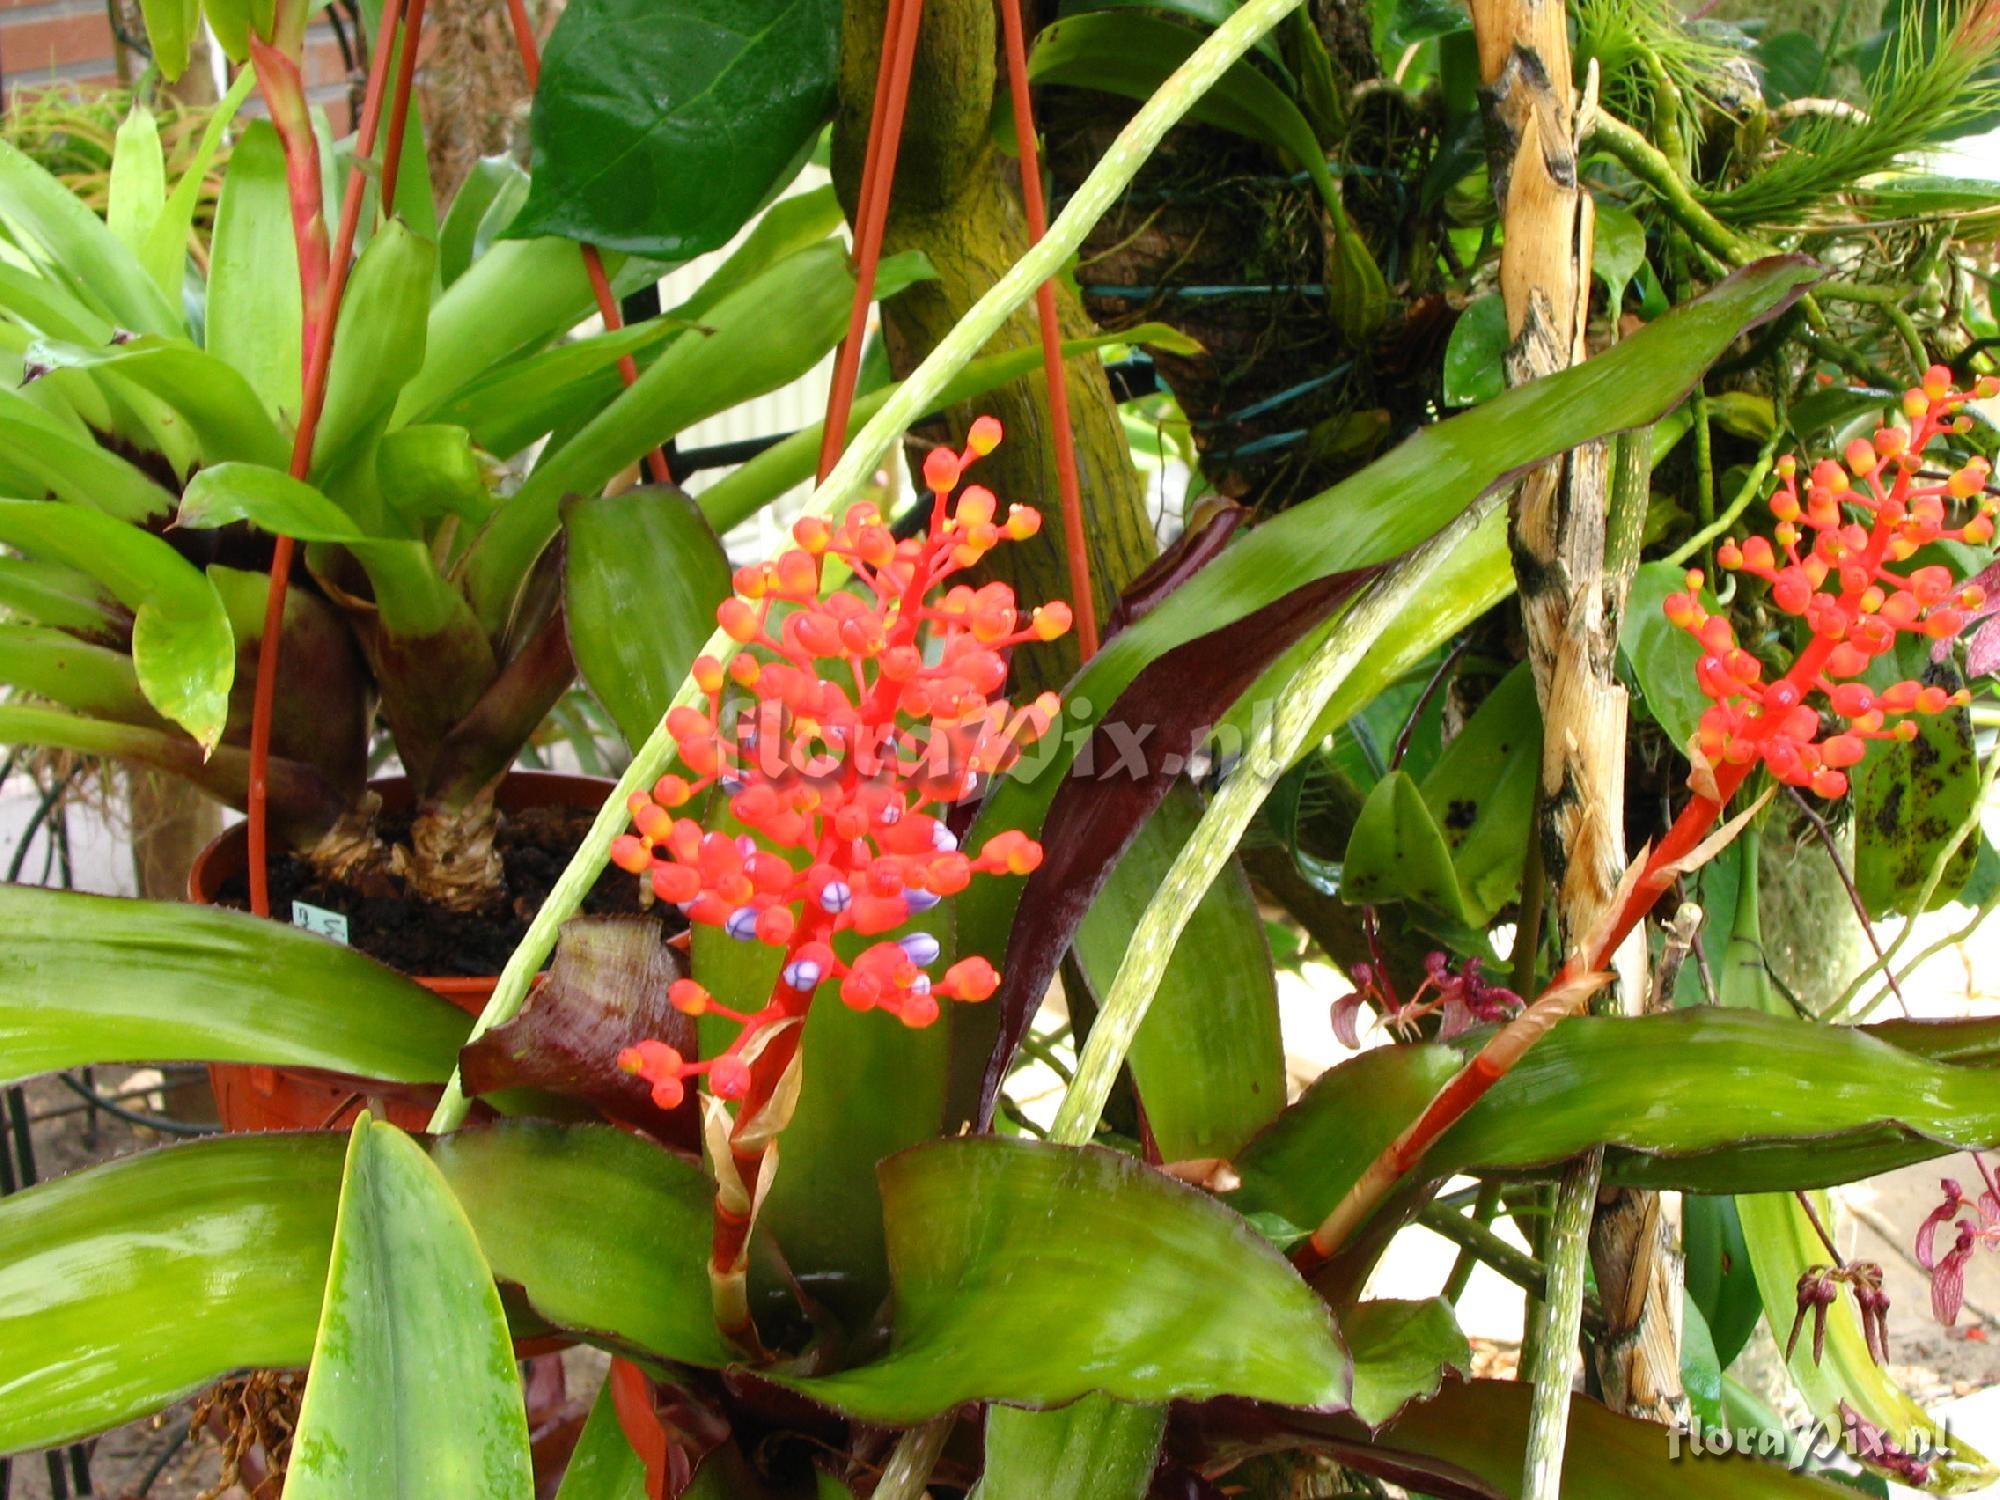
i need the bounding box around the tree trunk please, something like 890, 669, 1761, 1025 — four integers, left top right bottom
1470, 0, 1686, 1445
831, 0, 1157, 694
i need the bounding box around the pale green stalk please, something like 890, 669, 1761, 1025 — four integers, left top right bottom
875, 1416, 954, 1500
1664, 432, 1780, 568
1047, 499, 1496, 1147
1523, 1151, 1598, 1500
430, 0, 1319, 1133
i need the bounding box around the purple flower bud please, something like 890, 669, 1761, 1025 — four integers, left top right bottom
904, 888, 941, 912
819, 879, 852, 914
783, 957, 823, 991
725, 907, 759, 942
898, 932, 941, 966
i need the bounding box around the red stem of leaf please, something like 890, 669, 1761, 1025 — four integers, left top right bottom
997, 0, 1098, 658
247, 0, 413, 916
816, 0, 923, 486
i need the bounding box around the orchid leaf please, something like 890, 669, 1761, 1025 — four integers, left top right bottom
1344, 1298, 1473, 1429
1854, 660, 1979, 917
25, 335, 288, 470
0, 885, 470, 1086
142, 67, 256, 299
0, 137, 181, 336
552, 1380, 649, 1499
1417, 661, 1540, 924
974, 1399, 1166, 1500
0, 500, 232, 749
311, 220, 436, 482
0, 416, 179, 522
106, 109, 167, 275
0, 623, 155, 723
1341, 769, 1475, 922
137, 0, 201, 79
286, 1118, 533, 1499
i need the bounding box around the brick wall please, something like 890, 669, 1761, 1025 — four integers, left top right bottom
1, 3, 358, 120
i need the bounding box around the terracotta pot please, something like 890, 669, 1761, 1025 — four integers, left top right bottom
189, 771, 613, 1132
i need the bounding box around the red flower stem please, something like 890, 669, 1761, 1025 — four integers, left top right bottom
500, 0, 670, 486
376, 0, 430, 219
247, 0, 412, 917
815, 0, 924, 486
996, 0, 1098, 659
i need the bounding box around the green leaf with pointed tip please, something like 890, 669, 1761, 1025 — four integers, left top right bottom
974, 1398, 1166, 1500
0, 499, 232, 748
1417, 661, 1539, 925
1341, 769, 1473, 921
208, 120, 304, 422
565, 488, 732, 752
770, 1138, 1348, 1420
311, 220, 436, 482
438, 157, 529, 287
107, 109, 167, 270
1343, 1298, 1472, 1429
0, 259, 115, 345
144, 67, 257, 300
0, 623, 154, 722
553, 1379, 649, 1500
508, 0, 840, 259
0, 1133, 344, 1455
1233, 1009, 2000, 1236
0, 884, 469, 1085
1592, 198, 1648, 315
0, 137, 180, 336
287, 1118, 533, 1499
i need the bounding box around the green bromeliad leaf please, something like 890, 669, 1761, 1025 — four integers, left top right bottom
287, 1118, 533, 1499
769, 1137, 1349, 1419
0, 885, 470, 1087
0, 500, 233, 749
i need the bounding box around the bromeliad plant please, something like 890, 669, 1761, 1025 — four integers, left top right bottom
0, 39, 887, 909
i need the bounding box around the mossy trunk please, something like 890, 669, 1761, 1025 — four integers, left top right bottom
832, 0, 1156, 693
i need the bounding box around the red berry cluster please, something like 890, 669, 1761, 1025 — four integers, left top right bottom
1665, 368, 1997, 799
613, 418, 1068, 1110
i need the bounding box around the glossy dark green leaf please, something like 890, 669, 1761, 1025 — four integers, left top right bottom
510, 0, 839, 258
1342, 769, 1473, 921
0, 885, 472, 1085
1854, 662, 1978, 917
0, 499, 233, 749
1074, 781, 1285, 1162
1343, 1298, 1471, 1429
1592, 199, 1648, 314
1418, 662, 1539, 923
1233, 1009, 2000, 1235
1442, 293, 1506, 407
565, 488, 733, 752
960, 259, 1821, 976
207, 121, 303, 423
1622, 561, 1712, 751
771, 1138, 1348, 1419
975, 1398, 1166, 1500
287, 1118, 533, 1499
0, 1134, 343, 1454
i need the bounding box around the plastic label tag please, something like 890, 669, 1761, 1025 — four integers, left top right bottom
291, 901, 350, 945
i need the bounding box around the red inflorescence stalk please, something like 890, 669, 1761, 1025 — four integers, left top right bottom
376, 0, 432, 220
1298, 368, 2000, 1270
246, 0, 415, 917
816, 0, 924, 485
609, 421, 1069, 1315
996, 0, 1098, 659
